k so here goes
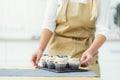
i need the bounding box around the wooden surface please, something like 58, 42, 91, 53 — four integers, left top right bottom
0, 66, 101, 80
0, 77, 100, 80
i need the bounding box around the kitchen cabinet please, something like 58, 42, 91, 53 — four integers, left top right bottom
0, 41, 6, 65
0, 40, 39, 66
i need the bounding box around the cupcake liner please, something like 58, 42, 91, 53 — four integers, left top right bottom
47, 61, 55, 69
69, 63, 80, 70
66, 63, 69, 68
55, 63, 67, 71
42, 61, 47, 68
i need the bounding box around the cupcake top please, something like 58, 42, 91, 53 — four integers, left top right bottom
68, 58, 80, 64
64, 56, 71, 61
47, 56, 56, 62
41, 54, 49, 61
54, 56, 69, 64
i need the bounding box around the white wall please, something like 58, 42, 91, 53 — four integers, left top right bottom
0, 0, 47, 66
99, 41, 120, 80
0, 0, 46, 39
109, 0, 120, 39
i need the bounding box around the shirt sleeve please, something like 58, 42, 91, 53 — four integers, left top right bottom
41, 0, 58, 33
95, 0, 110, 39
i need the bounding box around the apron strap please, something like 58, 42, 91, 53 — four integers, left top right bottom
58, 0, 69, 22
90, 0, 98, 20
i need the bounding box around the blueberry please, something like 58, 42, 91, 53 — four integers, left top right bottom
43, 54, 47, 56
64, 55, 68, 57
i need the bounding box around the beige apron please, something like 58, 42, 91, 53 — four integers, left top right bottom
48, 0, 99, 75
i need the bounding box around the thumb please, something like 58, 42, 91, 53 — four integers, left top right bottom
80, 54, 86, 62
80, 55, 86, 64
36, 55, 41, 64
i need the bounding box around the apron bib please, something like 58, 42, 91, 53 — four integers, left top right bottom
47, 0, 99, 75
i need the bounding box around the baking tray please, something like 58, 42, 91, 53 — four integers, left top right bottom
40, 67, 88, 73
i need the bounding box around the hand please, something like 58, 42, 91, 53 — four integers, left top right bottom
80, 51, 93, 67
31, 50, 42, 68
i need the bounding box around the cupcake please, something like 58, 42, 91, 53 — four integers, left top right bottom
40, 54, 48, 68
47, 56, 56, 69
64, 56, 71, 68
54, 56, 68, 71
68, 58, 80, 70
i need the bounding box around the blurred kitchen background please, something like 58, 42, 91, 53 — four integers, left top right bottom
0, 0, 120, 76
0, 0, 46, 66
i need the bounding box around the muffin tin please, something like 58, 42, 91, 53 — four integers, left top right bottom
40, 55, 88, 73
40, 67, 88, 73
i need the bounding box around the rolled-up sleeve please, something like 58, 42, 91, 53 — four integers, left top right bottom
95, 0, 110, 39
41, 0, 58, 33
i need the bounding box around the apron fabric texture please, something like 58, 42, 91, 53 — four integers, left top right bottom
47, 0, 99, 75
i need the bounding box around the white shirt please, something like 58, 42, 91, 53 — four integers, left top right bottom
42, 0, 110, 38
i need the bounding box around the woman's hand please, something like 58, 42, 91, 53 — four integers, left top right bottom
31, 50, 43, 68
31, 29, 53, 68
80, 51, 93, 67
80, 35, 106, 67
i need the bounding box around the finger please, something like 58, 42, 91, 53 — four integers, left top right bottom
81, 60, 89, 67
81, 63, 88, 67
31, 55, 37, 67
82, 58, 89, 64
31, 57, 35, 65
80, 54, 87, 63
81, 56, 92, 65
34, 64, 38, 68
31, 59, 35, 66
35, 57, 41, 68
37, 54, 43, 68
36, 54, 41, 64
31, 60, 36, 66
